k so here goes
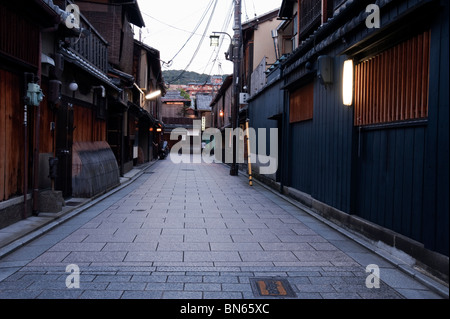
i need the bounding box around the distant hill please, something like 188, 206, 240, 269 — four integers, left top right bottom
163, 70, 225, 85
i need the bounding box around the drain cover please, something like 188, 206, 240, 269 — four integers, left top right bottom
249, 278, 297, 298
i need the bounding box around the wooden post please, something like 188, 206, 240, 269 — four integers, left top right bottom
246, 120, 252, 186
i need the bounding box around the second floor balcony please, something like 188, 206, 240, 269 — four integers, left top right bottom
56, 0, 108, 74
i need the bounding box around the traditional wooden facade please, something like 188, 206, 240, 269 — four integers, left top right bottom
161, 90, 194, 150
50, 0, 122, 198
248, 0, 449, 279
1, 0, 156, 228
74, 0, 165, 174
133, 40, 166, 163
0, 0, 62, 227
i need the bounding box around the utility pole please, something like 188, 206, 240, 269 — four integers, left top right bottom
230, 0, 242, 176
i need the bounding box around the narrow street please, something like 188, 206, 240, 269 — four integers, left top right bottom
0, 157, 444, 300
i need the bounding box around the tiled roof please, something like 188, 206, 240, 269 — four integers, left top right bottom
60, 47, 120, 91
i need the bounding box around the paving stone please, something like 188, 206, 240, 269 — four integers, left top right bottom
203, 275, 239, 283
239, 251, 298, 262
0, 289, 43, 299
184, 251, 242, 262
167, 275, 203, 283
0, 159, 443, 301
36, 289, 84, 299
124, 252, 183, 262
184, 283, 221, 291
107, 282, 146, 290
221, 283, 253, 292
131, 274, 167, 283
145, 282, 184, 291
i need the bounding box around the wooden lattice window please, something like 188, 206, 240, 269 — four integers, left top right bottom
299, 0, 322, 37
354, 30, 431, 126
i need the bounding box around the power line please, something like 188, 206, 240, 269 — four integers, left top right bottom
140, 12, 204, 37
167, 0, 219, 84
166, 0, 217, 68
201, 0, 234, 80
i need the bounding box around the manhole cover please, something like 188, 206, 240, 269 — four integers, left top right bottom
181, 169, 196, 172
143, 171, 155, 174
249, 278, 297, 298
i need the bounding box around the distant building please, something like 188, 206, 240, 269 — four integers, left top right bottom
160, 90, 193, 149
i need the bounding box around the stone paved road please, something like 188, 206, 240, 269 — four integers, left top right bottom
0, 157, 444, 299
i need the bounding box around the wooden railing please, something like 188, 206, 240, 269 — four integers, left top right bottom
299, 0, 322, 38
58, 0, 109, 73
0, 4, 40, 68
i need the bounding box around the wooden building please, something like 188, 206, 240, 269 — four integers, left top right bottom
133, 41, 165, 162
73, 0, 165, 174
248, 0, 449, 280
161, 90, 193, 150
0, 0, 62, 227
1, 0, 160, 228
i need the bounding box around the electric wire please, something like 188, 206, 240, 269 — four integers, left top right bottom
167, 0, 219, 84
140, 12, 204, 37
166, 0, 217, 69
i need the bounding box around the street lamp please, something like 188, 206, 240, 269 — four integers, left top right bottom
209, 34, 220, 47
210, 31, 233, 46
210, 31, 234, 61
146, 90, 161, 100
69, 80, 78, 92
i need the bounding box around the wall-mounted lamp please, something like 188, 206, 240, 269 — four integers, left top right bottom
69, 80, 78, 92
146, 90, 161, 100
342, 59, 354, 106
156, 127, 162, 133
219, 110, 224, 117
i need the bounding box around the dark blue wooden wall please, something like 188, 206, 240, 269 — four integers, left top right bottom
249, 1, 448, 256
285, 56, 354, 214
422, 3, 449, 255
